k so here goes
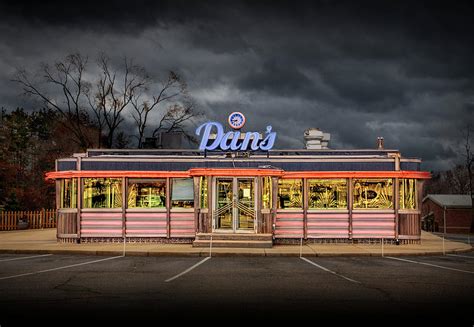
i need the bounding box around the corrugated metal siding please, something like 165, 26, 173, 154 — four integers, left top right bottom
307, 213, 350, 238
80, 160, 395, 171
170, 212, 195, 238
352, 213, 395, 238
275, 212, 304, 238
81, 212, 123, 237
125, 212, 167, 237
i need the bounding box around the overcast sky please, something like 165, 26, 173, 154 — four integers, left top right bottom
0, 0, 473, 171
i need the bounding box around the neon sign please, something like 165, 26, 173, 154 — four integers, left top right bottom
195, 113, 277, 151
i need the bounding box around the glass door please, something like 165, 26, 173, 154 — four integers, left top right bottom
236, 179, 255, 230
214, 177, 256, 232
216, 178, 233, 230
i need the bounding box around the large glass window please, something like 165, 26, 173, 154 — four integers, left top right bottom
353, 179, 393, 209
308, 179, 347, 209
262, 176, 272, 209
171, 178, 194, 208
60, 178, 77, 208
277, 179, 302, 209
399, 179, 417, 210
83, 178, 122, 209
128, 179, 166, 208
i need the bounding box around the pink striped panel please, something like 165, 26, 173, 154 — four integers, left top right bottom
170, 213, 195, 238
307, 213, 349, 238
126, 212, 167, 237
82, 213, 122, 219
126, 213, 167, 219
352, 212, 395, 238
81, 212, 122, 237
275, 212, 303, 238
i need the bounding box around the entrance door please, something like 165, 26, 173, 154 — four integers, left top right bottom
214, 177, 256, 232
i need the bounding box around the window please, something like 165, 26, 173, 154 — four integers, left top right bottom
60, 178, 77, 208
128, 179, 166, 208
171, 178, 194, 208
308, 179, 347, 209
83, 178, 122, 209
200, 176, 208, 209
353, 179, 393, 209
399, 179, 417, 210
262, 176, 272, 209
277, 179, 302, 209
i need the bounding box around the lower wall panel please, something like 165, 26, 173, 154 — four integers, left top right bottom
170, 212, 195, 238
352, 213, 395, 238
307, 213, 349, 238
126, 212, 167, 237
275, 212, 304, 238
81, 212, 123, 237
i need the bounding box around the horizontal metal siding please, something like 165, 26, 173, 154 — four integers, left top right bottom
80, 160, 395, 172
400, 162, 420, 171
170, 212, 195, 238
275, 212, 304, 238
307, 213, 349, 238
352, 213, 395, 238
125, 212, 167, 237
57, 161, 76, 171
81, 212, 122, 237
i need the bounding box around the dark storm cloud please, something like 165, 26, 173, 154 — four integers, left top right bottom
0, 0, 473, 171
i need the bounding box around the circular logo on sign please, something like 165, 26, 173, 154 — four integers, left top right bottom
228, 112, 246, 130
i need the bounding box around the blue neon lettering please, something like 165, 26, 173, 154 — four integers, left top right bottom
196, 122, 276, 151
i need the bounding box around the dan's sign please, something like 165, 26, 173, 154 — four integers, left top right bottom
196, 112, 276, 151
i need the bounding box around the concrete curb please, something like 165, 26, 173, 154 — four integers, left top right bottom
0, 247, 471, 257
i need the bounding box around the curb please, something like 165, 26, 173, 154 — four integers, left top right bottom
0, 247, 471, 257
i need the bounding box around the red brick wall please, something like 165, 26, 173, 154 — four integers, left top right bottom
422, 199, 471, 233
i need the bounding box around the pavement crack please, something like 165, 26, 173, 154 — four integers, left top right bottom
54, 276, 102, 295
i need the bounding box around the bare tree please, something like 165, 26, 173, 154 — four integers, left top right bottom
130, 71, 185, 148
464, 127, 474, 232
13, 52, 198, 149
152, 102, 198, 144
12, 53, 94, 149
95, 54, 147, 148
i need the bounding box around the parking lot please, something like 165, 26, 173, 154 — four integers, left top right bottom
0, 252, 473, 323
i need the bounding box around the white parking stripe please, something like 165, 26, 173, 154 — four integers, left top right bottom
0, 256, 123, 281
0, 254, 53, 262
386, 256, 474, 274
300, 257, 361, 284
447, 254, 474, 260
165, 257, 211, 282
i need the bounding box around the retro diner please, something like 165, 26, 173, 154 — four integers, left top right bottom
47, 113, 430, 246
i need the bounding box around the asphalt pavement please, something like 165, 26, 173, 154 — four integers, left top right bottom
0, 252, 473, 323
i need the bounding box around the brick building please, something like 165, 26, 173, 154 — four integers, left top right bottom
422, 194, 472, 233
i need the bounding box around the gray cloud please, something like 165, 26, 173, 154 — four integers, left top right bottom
0, 0, 473, 171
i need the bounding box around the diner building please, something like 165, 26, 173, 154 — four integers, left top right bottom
47, 113, 430, 247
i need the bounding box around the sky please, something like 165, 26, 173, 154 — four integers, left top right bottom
0, 0, 473, 171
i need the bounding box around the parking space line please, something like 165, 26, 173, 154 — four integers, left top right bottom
165, 257, 211, 282
386, 256, 474, 274
447, 254, 474, 260
0, 256, 123, 281
300, 257, 361, 284
0, 254, 53, 262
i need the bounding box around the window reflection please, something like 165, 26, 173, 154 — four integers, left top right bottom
399, 179, 417, 209
83, 178, 122, 209
308, 179, 347, 209
60, 178, 77, 208
128, 179, 166, 208
353, 179, 393, 209
171, 178, 194, 208
278, 179, 302, 209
